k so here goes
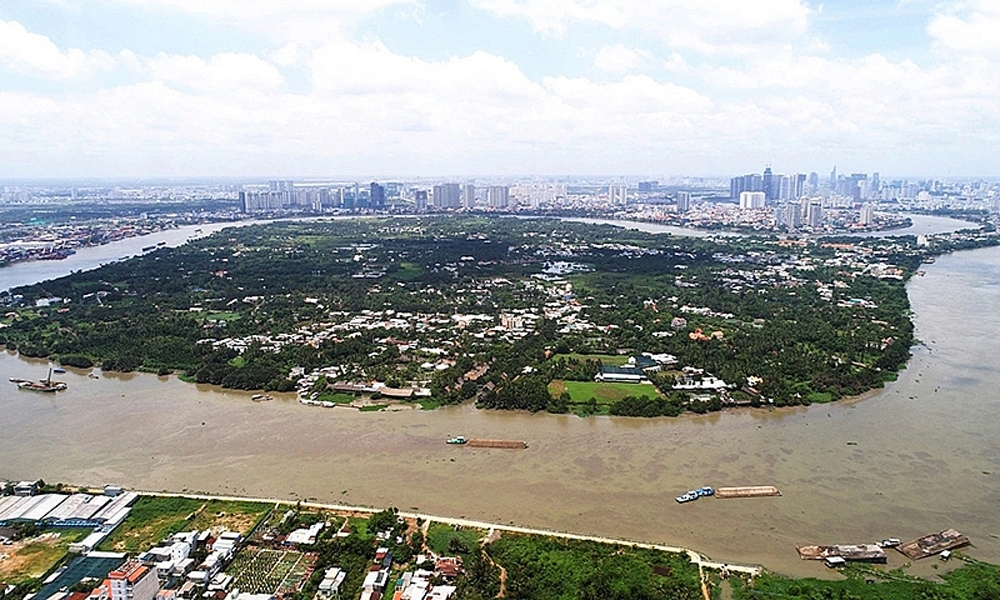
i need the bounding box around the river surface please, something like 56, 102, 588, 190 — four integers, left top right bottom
1, 214, 998, 578
569, 213, 975, 239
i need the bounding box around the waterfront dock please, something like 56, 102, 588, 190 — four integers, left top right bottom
898, 529, 970, 560
797, 544, 887, 563
715, 486, 781, 499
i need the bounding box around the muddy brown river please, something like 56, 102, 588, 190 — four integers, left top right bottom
1, 222, 998, 578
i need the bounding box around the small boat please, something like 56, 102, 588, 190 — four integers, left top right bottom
251, 394, 274, 402
156, 241, 166, 247
675, 492, 697, 503
446, 436, 468, 445
88, 373, 100, 379
142, 245, 156, 252
879, 538, 901, 548
53, 368, 66, 374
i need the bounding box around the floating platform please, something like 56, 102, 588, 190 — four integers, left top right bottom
715, 486, 781, 499
797, 544, 887, 563
898, 529, 970, 560
466, 439, 527, 449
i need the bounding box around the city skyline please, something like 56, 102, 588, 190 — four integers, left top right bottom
2, 1, 999, 178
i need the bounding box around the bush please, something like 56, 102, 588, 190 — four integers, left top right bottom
58, 354, 95, 368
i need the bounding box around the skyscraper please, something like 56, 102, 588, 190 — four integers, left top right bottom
463, 184, 476, 208
414, 190, 428, 211
432, 183, 461, 208
370, 182, 385, 209
676, 191, 691, 212
763, 167, 775, 201
487, 185, 509, 208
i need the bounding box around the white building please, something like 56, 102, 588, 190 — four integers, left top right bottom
739, 191, 766, 210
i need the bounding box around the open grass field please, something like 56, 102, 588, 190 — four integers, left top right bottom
0, 529, 91, 583
426, 523, 484, 557
550, 353, 630, 366
99, 496, 271, 553
548, 380, 662, 404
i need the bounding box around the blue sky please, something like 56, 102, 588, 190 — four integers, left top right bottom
1, 0, 998, 178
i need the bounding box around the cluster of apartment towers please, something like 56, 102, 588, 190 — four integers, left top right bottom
731, 167, 879, 228
239, 180, 515, 213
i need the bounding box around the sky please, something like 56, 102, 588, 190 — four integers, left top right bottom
0, 0, 998, 179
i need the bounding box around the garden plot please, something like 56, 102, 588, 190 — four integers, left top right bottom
227, 548, 313, 596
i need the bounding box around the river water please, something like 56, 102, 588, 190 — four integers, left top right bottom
1, 214, 997, 578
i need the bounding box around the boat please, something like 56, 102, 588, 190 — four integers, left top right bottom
88, 373, 100, 379
251, 394, 274, 402
446, 436, 468, 445
53, 367, 66, 374
142, 245, 156, 252
879, 538, 901, 548
675, 492, 697, 503
156, 241, 166, 247
13, 368, 67, 393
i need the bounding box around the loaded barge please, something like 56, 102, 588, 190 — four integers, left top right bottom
446, 437, 527, 449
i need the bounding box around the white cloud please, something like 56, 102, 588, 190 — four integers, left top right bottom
928, 1, 1000, 54
144, 52, 285, 92
593, 44, 649, 73
0, 19, 116, 79
113, 0, 417, 41
468, 0, 811, 54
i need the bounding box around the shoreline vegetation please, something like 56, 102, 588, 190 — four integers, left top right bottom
1, 216, 998, 419
3, 486, 999, 600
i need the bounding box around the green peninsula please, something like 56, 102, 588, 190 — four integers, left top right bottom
0, 216, 963, 416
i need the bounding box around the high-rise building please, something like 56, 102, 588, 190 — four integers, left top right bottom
676, 191, 691, 212
795, 174, 807, 199
860, 203, 875, 225
763, 167, 775, 201
608, 185, 627, 204
739, 191, 766, 210
462, 184, 476, 208
807, 201, 823, 227
731, 174, 764, 199
487, 185, 509, 208
830, 166, 837, 189
432, 183, 461, 209
808, 172, 819, 193
414, 190, 428, 211
369, 182, 385, 209
785, 202, 802, 228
